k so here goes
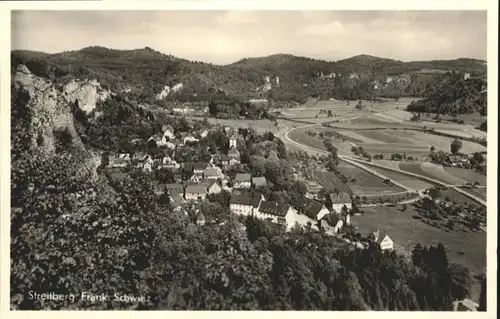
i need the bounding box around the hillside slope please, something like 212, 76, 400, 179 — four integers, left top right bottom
11, 46, 487, 106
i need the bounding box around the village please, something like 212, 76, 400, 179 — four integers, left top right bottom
104, 119, 395, 251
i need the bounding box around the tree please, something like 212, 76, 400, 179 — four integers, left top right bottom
156, 168, 175, 183
450, 139, 462, 154
430, 146, 435, 152
208, 100, 218, 117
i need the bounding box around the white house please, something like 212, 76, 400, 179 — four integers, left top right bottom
369, 230, 394, 250
163, 127, 175, 140
229, 158, 241, 166
207, 181, 222, 194
143, 161, 153, 173
200, 130, 209, 139
165, 141, 176, 150
118, 153, 131, 162
185, 185, 208, 201
190, 173, 203, 183
159, 156, 180, 170
256, 201, 318, 231
149, 134, 168, 147
330, 192, 353, 213
109, 157, 128, 169
229, 133, 238, 148
233, 173, 251, 189
229, 191, 264, 216
301, 199, 331, 221
184, 134, 199, 144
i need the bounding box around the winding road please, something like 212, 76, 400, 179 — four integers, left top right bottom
279, 123, 487, 207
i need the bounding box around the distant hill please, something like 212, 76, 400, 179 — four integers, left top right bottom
11, 46, 487, 106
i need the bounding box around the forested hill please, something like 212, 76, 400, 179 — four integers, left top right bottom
11, 46, 486, 105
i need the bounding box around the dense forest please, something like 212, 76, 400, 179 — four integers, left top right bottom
406, 72, 487, 115
11, 47, 487, 105
10, 63, 482, 310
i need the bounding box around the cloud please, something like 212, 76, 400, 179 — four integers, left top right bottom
300, 21, 345, 36
11, 10, 487, 64
216, 11, 261, 25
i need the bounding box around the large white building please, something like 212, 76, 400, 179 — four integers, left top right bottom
369, 230, 394, 250
229, 191, 264, 216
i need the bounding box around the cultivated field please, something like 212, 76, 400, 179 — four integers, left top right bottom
312, 170, 352, 194
335, 162, 405, 195
459, 187, 487, 201
400, 162, 469, 185
369, 163, 435, 191
351, 204, 486, 302
444, 167, 487, 185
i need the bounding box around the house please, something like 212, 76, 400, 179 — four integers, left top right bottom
207, 181, 222, 194
190, 173, 203, 183
463, 73, 471, 81
154, 184, 167, 196
229, 191, 264, 216
210, 154, 221, 166
233, 173, 252, 189
203, 167, 224, 180
143, 161, 153, 173
118, 153, 131, 162
148, 133, 168, 147
255, 201, 294, 226
200, 130, 209, 139
320, 214, 344, 234
165, 141, 176, 150
452, 299, 478, 312
368, 230, 394, 250
196, 210, 206, 226
229, 133, 238, 148
109, 157, 128, 169
159, 156, 180, 170
449, 155, 468, 167
184, 134, 199, 144
252, 177, 267, 188
229, 158, 241, 166
166, 183, 185, 195
162, 126, 175, 140
185, 185, 208, 201
228, 146, 240, 160
193, 162, 209, 175
300, 198, 330, 221
169, 191, 185, 204
330, 192, 353, 213
221, 155, 231, 167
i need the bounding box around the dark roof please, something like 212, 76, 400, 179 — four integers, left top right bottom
258, 201, 291, 217
166, 184, 185, 192
185, 185, 208, 194
330, 192, 352, 204
234, 173, 251, 182
230, 191, 262, 207
301, 199, 327, 220
203, 168, 219, 177
194, 162, 209, 170
252, 177, 267, 187
228, 147, 240, 156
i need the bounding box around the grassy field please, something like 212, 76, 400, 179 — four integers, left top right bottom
369, 164, 435, 191
459, 187, 487, 201
335, 162, 404, 195
400, 162, 467, 185
444, 167, 487, 185
351, 204, 486, 302
312, 169, 352, 194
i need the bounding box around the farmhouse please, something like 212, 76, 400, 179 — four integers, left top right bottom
320, 214, 344, 235
330, 192, 353, 213
252, 177, 267, 188
229, 191, 263, 216
368, 230, 394, 250
185, 185, 208, 201
233, 173, 252, 189
300, 198, 330, 221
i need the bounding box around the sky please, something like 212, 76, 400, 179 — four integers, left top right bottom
11, 10, 487, 65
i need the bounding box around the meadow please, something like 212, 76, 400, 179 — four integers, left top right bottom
351, 204, 486, 302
